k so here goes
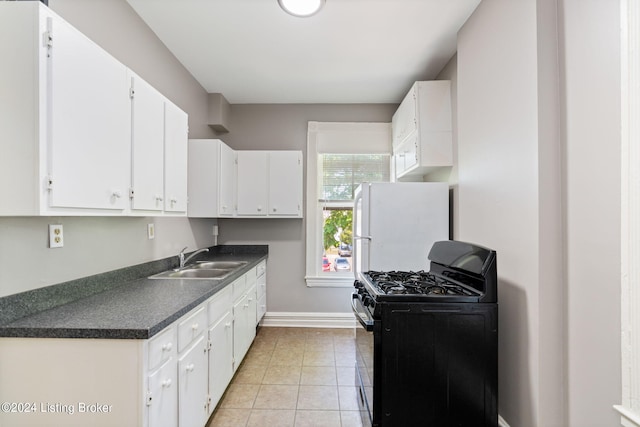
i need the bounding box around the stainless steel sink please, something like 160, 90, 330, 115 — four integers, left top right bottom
149, 268, 233, 280
191, 261, 248, 270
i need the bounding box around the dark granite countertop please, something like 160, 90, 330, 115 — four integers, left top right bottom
0, 245, 268, 340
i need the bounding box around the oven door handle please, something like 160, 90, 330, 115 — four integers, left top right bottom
351, 293, 375, 331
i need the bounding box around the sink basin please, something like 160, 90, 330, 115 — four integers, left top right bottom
149, 268, 233, 280
192, 261, 248, 269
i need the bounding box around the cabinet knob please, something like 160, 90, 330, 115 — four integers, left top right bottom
111, 190, 122, 199
272, 207, 277, 212
191, 323, 199, 331
186, 363, 195, 372
161, 379, 172, 388
155, 195, 164, 202
225, 322, 231, 328
161, 342, 173, 352
257, 205, 262, 212
170, 198, 178, 205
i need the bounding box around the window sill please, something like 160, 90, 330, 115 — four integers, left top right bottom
615, 405, 640, 427
305, 275, 354, 288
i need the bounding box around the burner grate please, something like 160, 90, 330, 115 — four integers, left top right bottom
366, 270, 481, 297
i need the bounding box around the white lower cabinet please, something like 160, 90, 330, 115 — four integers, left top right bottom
178, 336, 209, 427
207, 311, 233, 415
147, 358, 178, 427
256, 261, 267, 324
233, 272, 257, 370
0, 263, 265, 427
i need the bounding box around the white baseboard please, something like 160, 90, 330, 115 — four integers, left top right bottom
259, 311, 356, 328
498, 414, 510, 427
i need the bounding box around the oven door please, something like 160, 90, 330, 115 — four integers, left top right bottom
351, 292, 375, 427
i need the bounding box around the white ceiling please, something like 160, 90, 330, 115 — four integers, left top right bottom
126, 0, 481, 104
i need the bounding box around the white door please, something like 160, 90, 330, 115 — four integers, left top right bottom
48, 15, 130, 210
268, 151, 302, 216
147, 358, 177, 427
237, 151, 267, 215
218, 142, 236, 216
164, 101, 188, 213
130, 73, 165, 211
178, 336, 208, 427
233, 294, 250, 370
207, 311, 233, 415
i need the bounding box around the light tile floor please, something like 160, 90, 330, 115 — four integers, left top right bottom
207, 326, 363, 427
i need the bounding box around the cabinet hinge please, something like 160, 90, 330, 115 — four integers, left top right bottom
129, 87, 135, 99
129, 188, 135, 199
146, 392, 153, 407
206, 340, 212, 351
43, 30, 53, 49
45, 176, 53, 191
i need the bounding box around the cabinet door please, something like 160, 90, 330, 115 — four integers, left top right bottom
391, 85, 417, 147
47, 15, 130, 210
218, 142, 236, 216
147, 358, 178, 427
233, 294, 251, 370
164, 101, 188, 213
268, 151, 302, 216
178, 336, 208, 427
208, 311, 233, 415
237, 151, 268, 216
394, 132, 419, 178
246, 284, 257, 338
130, 73, 165, 211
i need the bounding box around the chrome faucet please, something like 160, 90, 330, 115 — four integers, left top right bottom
178, 247, 210, 269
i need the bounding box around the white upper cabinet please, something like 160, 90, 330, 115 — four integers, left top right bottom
0, 2, 131, 215
163, 101, 188, 214
392, 81, 453, 181
0, 2, 188, 216
237, 151, 269, 216
237, 151, 303, 218
188, 139, 237, 218
130, 72, 165, 212
268, 151, 303, 216
48, 13, 130, 211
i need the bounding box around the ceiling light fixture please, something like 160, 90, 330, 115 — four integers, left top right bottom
278, 0, 325, 17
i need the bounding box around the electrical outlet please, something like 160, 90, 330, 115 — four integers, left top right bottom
213, 225, 219, 236
147, 223, 155, 240
49, 224, 64, 248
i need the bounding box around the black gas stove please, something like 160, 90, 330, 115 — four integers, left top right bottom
352, 240, 498, 427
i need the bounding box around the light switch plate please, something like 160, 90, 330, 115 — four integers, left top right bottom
147, 223, 155, 240
49, 224, 64, 248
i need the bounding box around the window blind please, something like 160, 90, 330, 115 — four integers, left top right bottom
320, 153, 390, 201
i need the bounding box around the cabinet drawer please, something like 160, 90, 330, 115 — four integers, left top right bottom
178, 306, 207, 353
245, 265, 257, 285
256, 261, 266, 277
148, 326, 177, 370
232, 275, 247, 302
208, 285, 232, 326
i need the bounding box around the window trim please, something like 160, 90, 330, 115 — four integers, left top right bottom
305, 121, 391, 287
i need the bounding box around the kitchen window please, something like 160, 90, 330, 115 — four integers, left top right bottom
305, 121, 391, 287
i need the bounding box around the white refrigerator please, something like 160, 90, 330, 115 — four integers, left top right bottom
353, 182, 449, 279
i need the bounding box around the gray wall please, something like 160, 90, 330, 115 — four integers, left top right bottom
561, 0, 621, 425
0, 0, 218, 298
455, 0, 621, 426
217, 104, 396, 313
